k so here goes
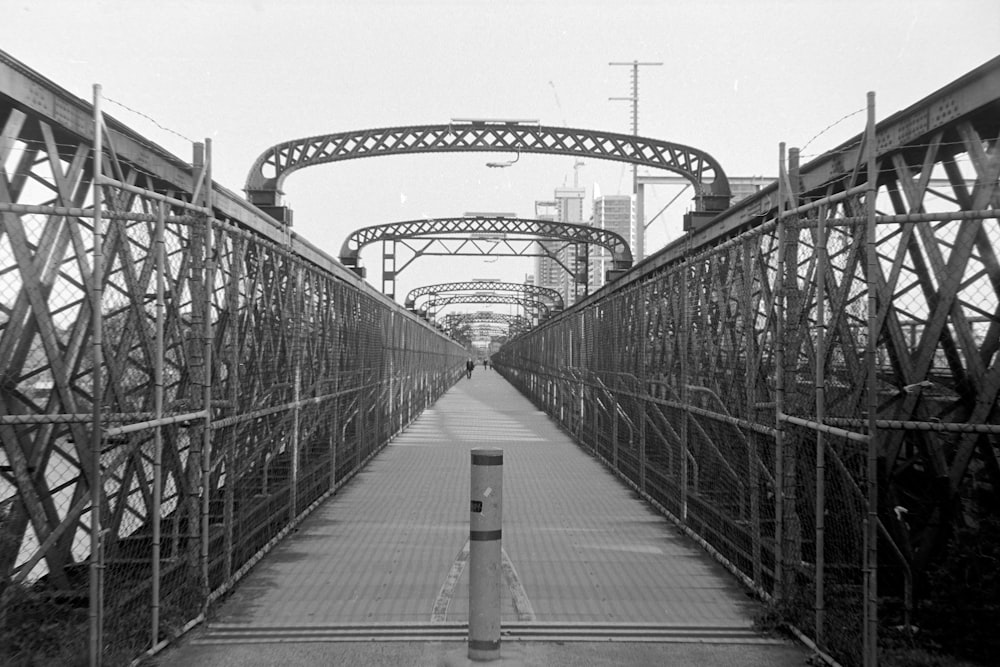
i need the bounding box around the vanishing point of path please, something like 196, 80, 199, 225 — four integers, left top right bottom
154, 369, 809, 666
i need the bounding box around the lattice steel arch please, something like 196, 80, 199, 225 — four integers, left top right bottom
405, 280, 563, 311
420, 293, 551, 320
341, 216, 631, 269
341, 215, 632, 299
245, 122, 732, 221
443, 311, 533, 340
442, 311, 532, 329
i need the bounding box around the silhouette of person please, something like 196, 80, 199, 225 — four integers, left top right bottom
466, 358, 474, 379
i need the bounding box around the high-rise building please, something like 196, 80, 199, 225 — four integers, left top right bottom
554, 187, 586, 223
533, 200, 561, 298
590, 195, 633, 290
552, 187, 586, 306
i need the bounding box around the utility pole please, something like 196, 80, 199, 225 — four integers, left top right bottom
610, 60, 662, 262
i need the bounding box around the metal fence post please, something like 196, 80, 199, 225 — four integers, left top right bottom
815, 180, 828, 647
197, 140, 214, 608
774, 142, 788, 601
680, 254, 690, 522
863, 90, 879, 667
90, 83, 105, 667
151, 200, 166, 647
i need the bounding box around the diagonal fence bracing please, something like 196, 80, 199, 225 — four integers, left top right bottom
0, 52, 467, 665
494, 62, 1000, 667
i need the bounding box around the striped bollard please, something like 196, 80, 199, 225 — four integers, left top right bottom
468, 448, 503, 661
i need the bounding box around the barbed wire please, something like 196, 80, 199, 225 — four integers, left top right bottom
103, 95, 197, 145
799, 107, 867, 155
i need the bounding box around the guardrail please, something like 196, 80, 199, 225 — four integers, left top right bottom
0, 55, 467, 665
494, 65, 1000, 667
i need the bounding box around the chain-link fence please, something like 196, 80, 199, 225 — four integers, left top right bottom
495, 99, 1000, 666
0, 84, 467, 666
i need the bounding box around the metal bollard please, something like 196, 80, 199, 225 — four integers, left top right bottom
468, 448, 503, 661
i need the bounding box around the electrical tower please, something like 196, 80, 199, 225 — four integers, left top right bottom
609, 60, 662, 261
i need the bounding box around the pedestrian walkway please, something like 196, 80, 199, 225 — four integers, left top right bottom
154, 369, 809, 666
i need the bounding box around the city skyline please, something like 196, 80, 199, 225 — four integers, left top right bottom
4, 0, 998, 312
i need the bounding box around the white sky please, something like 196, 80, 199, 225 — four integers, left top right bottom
4, 0, 999, 311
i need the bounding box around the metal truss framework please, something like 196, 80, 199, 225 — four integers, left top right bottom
493, 56, 1000, 667
340, 216, 633, 300
245, 122, 732, 221
404, 280, 564, 312
444, 310, 531, 339
421, 293, 551, 321
441, 311, 531, 330
0, 52, 466, 664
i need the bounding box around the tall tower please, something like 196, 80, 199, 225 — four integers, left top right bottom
610, 60, 662, 262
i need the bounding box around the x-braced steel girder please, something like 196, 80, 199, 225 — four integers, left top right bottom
405, 280, 563, 311
245, 122, 731, 217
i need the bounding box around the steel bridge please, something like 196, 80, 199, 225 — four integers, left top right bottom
2, 48, 1000, 667
419, 293, 551, 322
440, 310, 532, 333
245, 121, 732, 225
404, 280, 564, 313
339, 216, 633, 300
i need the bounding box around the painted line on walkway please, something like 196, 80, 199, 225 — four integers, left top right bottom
431, 540, 469, 622
501, 547, 536, 621
431, 538, 536, 623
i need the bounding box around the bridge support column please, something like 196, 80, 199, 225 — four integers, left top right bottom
382, 240, 396, 301
469, 448, 503, 661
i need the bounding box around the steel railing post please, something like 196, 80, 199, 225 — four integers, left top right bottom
90, 83, 105, 667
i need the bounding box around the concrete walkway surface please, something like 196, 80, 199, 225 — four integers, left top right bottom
152, 369, 810, 666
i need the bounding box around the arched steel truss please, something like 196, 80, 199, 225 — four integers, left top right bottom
340, 216, 632, 298
341, 216, 631, 268
340, 216, 632, 299
420, 293, 551, 320
443, 311, 532, 340
442, 311, 532, 329
405, 280, 564, 311
245, 122, 732, 219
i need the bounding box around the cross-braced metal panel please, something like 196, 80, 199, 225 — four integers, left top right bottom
494, 61, 1000, 667
340, 216, 633, 270
246, 123, 731, 209
422, 293, 551, 319
440, 311, 532, 341
0, 54, 466, 665
404, 280, 563, 311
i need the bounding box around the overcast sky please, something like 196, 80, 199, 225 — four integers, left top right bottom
4, 0, 998, 308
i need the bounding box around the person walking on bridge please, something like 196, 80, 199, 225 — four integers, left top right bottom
466, 358, 475, 379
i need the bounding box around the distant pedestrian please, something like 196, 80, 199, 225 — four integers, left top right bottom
466, 358, 475, 379
482, 358, 488, 370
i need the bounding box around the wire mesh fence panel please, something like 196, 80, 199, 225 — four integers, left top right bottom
1, 86, 468, 666
495, 92, 1000, 666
